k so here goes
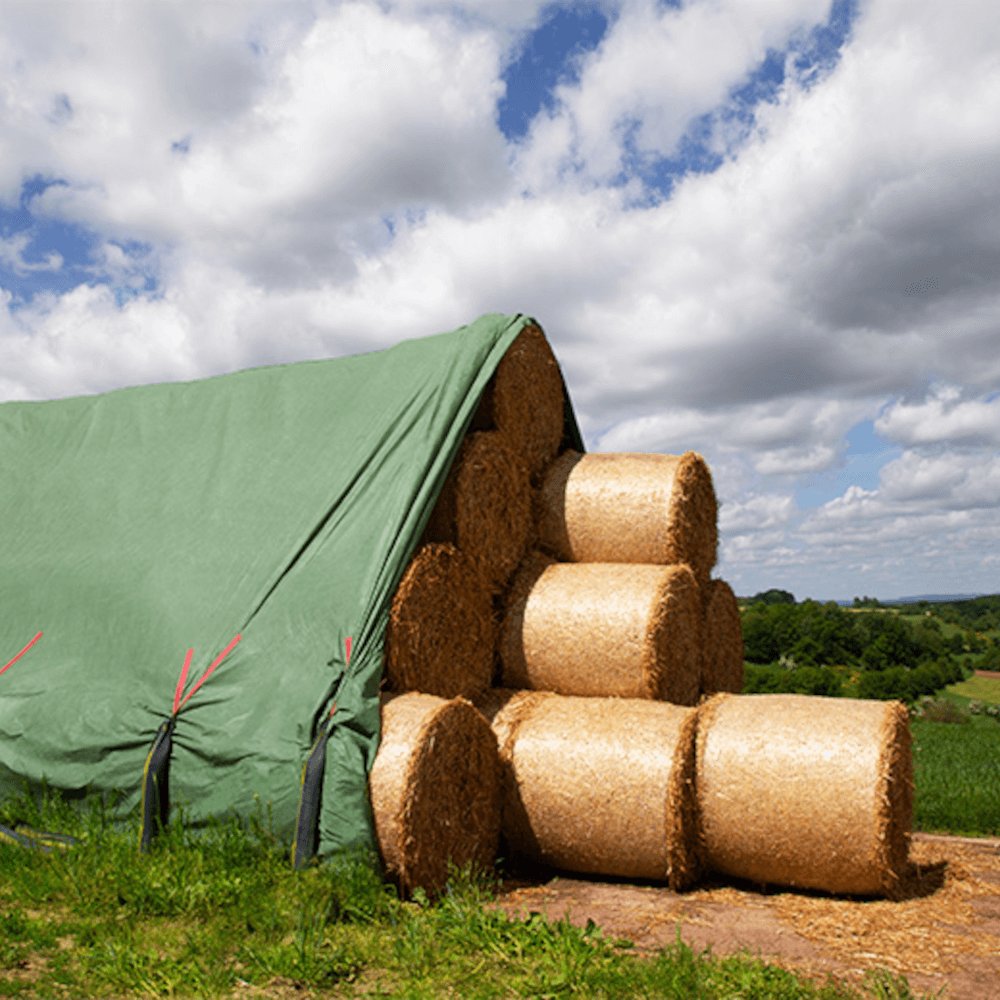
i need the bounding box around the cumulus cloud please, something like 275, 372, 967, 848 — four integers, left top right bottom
0, 0, 998, 598
876, 385, 1000, 445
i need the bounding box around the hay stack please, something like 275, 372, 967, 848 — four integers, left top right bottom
369, 692, 502, 896
696, 694, 913, 898
701, 580, 744, 695
471, 324, 565, 480
474, 688, 701, 890
535, 451, 718, 584
500, 551, 702, 705
384, 543, 494, 700
423, 431, 532, 592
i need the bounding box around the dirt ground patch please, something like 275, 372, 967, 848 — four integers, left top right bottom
493, 833, 1000, 1000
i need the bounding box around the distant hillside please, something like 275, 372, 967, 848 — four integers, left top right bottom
886, 593, 987, 604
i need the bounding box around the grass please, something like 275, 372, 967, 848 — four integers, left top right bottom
911, 688, 1000, 837
946, 675, 1000, 703
0, 790, 935, 1000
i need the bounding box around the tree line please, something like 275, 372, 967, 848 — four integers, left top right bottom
739, 593, 1000, 701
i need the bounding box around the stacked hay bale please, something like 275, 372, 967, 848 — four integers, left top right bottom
695, 693, 913, 898
372, 320, 914, 900
369, 693, 501, 895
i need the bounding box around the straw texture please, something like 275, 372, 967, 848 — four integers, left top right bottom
701, 580, 744, 695
384, 543, 494, 700
536, 451, 718, 584
500, 553, 702, 705
369, 692, 502, 896
476, 689, 701, 889
696, 693, 913, 898
471, 324, 565, 480
423, 431, 532, 592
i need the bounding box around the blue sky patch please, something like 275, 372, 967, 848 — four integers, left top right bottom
795, 421, 902, 508
497, 2, 609, 140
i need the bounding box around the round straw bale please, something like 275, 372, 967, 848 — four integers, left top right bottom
470, 324, 565, 481
369, 692, 501, 896
384, 543, 494, 700
478, 690, 701, 889
701, 580, 744, 695
423, 431, 532, 592
500, 554, 702, 705
695, 693, 913, 898
536, 451, 718, 584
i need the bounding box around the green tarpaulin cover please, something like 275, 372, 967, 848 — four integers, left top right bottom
0, 313, 580, 856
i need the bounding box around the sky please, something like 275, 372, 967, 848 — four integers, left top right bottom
1, 0, 998, 602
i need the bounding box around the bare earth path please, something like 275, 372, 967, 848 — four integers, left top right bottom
493, 834, 1000, 1000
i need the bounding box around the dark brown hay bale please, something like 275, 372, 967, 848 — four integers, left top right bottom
369, 692, 501, 896
695, 693, 913, 899
475, 689, 701, 889
384, 543, 494, 700
535, 450, 718, 584
471, 324, 565, 481
423, 431, 532, 592
500, 553, 702, 705
701, 580, 744, 695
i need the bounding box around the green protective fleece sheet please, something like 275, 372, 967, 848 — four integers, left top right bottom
0, 313, 582, 856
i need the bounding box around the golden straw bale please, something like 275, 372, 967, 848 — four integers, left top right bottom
369, 692, 501, 896
695, 693, 913, 899
701, 580, 744, 695
535, 451, 718, 584
423, 431, 532, 592
500, 553, 702, 705
475, 689, 701, 889
471, 324, 565, 480
384, 543, 494, 700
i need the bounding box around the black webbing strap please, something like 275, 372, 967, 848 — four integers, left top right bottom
139, 717, 175, 852
291, 708, 335, 869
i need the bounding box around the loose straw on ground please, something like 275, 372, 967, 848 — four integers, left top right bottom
474, 689, 701, 890
500, 551, 702, 705
696, 693, 913, 899
423, 430, 532, 593
701, 580, 744, 695
370, 692, 501, 896
384, 543, 494, 700
535, 451, 718, 584
471, 324, 565, 481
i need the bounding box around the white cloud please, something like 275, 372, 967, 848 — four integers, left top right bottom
875, 386, 1000, 445
0, 232, 62, 275
719, 493, 796, 532
0, 0, 999, 599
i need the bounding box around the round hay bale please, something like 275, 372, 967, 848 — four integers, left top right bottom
500, 553, 702, 705
470, 324, 565, 481
370, 692, 501, 896
536, 450, 718, 584
475, 689, 701, 889
701, 580, 744, 695
695, 693, 913, 899
384, 543, 494, 700
423, 431, 532, 592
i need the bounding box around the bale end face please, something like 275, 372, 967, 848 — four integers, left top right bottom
384, 543, 495, 700
370, 693, 502, 898
701, 579, 744, 695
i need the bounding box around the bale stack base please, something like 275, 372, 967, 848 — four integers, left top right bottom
369, 692, 501, 896
476, 689, 701, 891
695, 693, 913, 899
